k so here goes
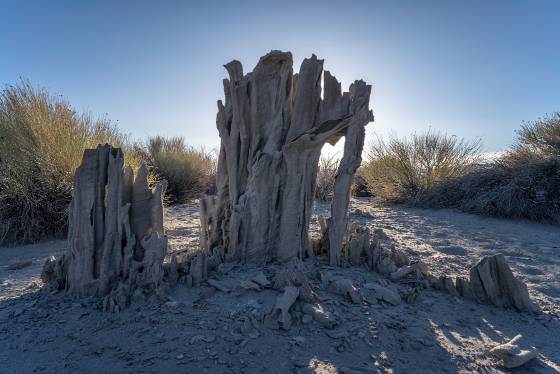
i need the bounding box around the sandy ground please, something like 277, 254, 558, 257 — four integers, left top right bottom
1, 199, 559, 373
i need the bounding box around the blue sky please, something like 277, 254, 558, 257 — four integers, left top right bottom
1, 0, 559, 153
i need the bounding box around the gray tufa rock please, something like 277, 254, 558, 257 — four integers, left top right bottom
469, 254, 535, 312
40, 145, 168, 310
264, 286, 299, 330
363, 282, 401, 306
199, 51, 373, 264
489, 334, 538, 368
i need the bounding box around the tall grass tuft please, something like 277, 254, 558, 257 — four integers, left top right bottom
0, 80, 135, 245
145, 136, 216, 203
361, 130, 482, 203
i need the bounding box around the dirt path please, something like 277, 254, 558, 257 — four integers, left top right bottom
1, 200, 559, 373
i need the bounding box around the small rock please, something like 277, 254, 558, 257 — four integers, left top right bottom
489, 334, 538, 369
25, 281, 39, 290
328, 278, 361, 304
301, 303, 337, 329
264, 286, 299, 330
363, 283, 401, 306
207, 278, 231, 293
240, 280, 261, 291
390, 265, 415, 281
252, 272, 271, 288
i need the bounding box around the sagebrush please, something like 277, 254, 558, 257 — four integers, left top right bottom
0, 81, 138, 245
315, 154, 339, 201
416, 113, 560, 223
145, 136, 216, 203
514, 112, 560, 156
361, 130, 482, 203
0, 81, 214, 245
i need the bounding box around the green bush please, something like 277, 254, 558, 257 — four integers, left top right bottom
0, 81, 137, 245
361, 130, 482, 203
145, 136, 216, 203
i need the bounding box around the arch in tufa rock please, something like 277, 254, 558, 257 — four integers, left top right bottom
200, 50, 374, 265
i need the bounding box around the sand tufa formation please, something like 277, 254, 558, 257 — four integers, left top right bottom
41, 51, 534, 321
42, 144, 169, 311
200, 50, 373, 265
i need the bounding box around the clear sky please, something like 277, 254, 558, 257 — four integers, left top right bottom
1, 0, 559, 153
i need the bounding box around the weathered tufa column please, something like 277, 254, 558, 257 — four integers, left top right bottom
42, 144, 168, 311
200, 51, 373, 264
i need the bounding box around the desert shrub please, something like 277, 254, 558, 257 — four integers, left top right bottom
361, 130, 482, 203
145, 136, 216, 203
514, 112, 560, 156
0, 81, 136, 245
416, 114, 560, 223
314, 154, 339, 202
416, 155, 560, 223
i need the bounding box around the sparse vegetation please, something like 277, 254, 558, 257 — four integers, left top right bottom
361, 130, 482, 203
144, 136, 216, 203
0, 81, 138, 245
315, 154, 339, 201
416, 113, 560, 223
514, 112, 560, 156
0, 81, 215, 245
2, 76, 557, 246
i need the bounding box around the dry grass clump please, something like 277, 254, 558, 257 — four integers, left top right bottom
0, 81, 138, 245
314, 153, 371, 201
315, 154, 339, 202
361, 130, 482, 203
145, 136, 216, 203
416, 113, 560, 223
416, 156, 560, 222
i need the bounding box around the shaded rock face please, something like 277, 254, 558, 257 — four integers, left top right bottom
200, 50, 373, 265
42, 144, 168, 311
470, 254, 534, 312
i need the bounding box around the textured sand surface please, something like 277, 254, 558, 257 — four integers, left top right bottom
1, 199, 559, 373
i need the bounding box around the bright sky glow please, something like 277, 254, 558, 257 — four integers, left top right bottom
1, 0, 559, 154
